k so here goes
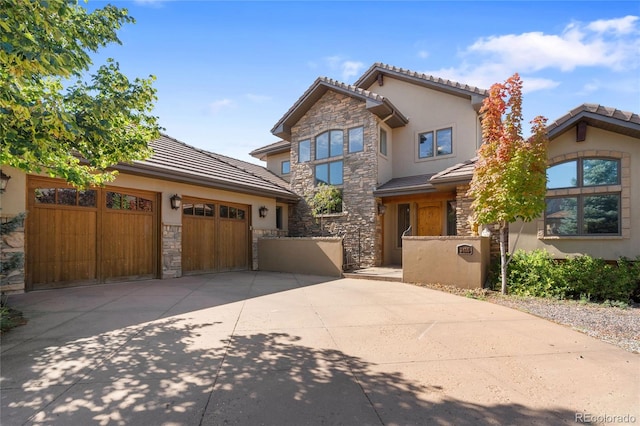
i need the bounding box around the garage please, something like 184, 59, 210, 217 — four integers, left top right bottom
26, 176, 159, 290
181, 197, 249, 274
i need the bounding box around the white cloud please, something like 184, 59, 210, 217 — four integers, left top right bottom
322, 56, 365, 82
209, 99, 234, 115
587, 15, 639, 34
423, 15, 639, 94
245, 94, 272, 103
417, 50, 429, 59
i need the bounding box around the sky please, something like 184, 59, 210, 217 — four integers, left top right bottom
84, 1, 640, 165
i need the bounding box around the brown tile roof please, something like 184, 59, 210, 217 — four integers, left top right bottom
271, 76, 408, 140
547, 103, 640, 139
429, 158, 477, 185
354, 63, 488, 108
115, 134, 298, 202
249, 139, 291, 160
373, 174, 437, 197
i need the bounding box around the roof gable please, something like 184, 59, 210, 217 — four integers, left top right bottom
271, 77, 408, 140
354, 63, 488, 111
547, 103, 640, 140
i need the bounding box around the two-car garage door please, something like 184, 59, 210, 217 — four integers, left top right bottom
26, 177, 159, 290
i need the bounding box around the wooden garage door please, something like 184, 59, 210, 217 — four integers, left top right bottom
182, 198, 249, 274
26, 177, 158, 290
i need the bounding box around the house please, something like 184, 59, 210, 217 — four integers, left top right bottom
252, 64, 640, 267
511, 104, 640, 260
251, 63, 489, 267
0, 134, 298, 293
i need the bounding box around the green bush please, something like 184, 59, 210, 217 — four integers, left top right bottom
504, 250, 639, 303
506, 249, 567, 298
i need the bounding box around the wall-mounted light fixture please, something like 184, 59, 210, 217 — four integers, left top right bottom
0, 170, 11, 193
377, 203, 386, 215
259, 206, 269, 218
170, 194, 182, 210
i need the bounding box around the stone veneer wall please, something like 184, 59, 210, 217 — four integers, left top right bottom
0, 217, 25, 294
287, 91, 382, 267
252, 228, 287, 270
162, 224, 182, 279
455, 184, 503, 259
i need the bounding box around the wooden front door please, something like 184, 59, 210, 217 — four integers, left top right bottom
182, 199, 249, 274
417, 202, 442, 236
26, 177, 158, 290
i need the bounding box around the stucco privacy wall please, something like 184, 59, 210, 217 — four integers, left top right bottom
512, 126, 639, 260
403, 236, 490, 289
257, 237, 343, 277
288, 90, 382, 266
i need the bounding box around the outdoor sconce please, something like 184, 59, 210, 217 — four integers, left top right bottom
0, 170, 11, 193
259, 206, 269, 218
170, 194, 182, 210
377, 203, 386, 215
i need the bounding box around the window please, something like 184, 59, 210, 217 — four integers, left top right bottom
299, 139, 311, 162
315, 161, 343, 185
545, 158, 621, 236
183, 203, 215, 217
34, 188, 97, 207
418, 127, 452, 159
106, 192, 153, 211
276, 206, 283, 230
281, 160, 290, 175
397, 203, 410, 248
315, 130, 343, 160
219, 204, 246, 220
348, 126, 363, 153
380, 128, 387, 156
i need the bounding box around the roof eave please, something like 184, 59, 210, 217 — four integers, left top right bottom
373, 184, 436, 197
548, 112, 640, 140
116, 162, 299, 202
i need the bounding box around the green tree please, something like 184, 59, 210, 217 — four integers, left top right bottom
307, 184, 342, 235
0, 0, 160, 188
467, 73, 549, 294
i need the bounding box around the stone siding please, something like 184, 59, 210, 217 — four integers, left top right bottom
0, 216, 25, 294
162, 224, 182, 279
288, 91, 382, 266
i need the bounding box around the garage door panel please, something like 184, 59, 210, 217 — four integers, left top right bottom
102, 211, 155, 280
218, 220, 248, 271
183, 216, 216, 273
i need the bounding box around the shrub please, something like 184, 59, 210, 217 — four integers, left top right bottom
506, 249, 567, 298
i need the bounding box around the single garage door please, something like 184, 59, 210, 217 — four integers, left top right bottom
26, 177, 159, 290
182, 198, 249, 274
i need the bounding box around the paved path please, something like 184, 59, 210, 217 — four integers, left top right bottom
1, 272, 638, 425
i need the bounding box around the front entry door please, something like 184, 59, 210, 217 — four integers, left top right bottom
417, 203, 442, 236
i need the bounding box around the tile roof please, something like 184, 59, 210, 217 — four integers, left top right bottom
271, 76, 408, 140
249, 139, 291, 160
115, 134, 298, 202
547, 103, 640, 139
373, 174, 437, 197
354, 63, 488, 102
429, 158, 477, 185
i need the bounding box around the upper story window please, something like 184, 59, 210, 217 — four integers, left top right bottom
315, 130, 343, 160
348, 127, 363, 153
315, 161, 343, 186
380, 128, 388, 156
281, 160, 290, 175
545, 158, 621, 236
418, 127, 452, 159
299, 139, 311, 163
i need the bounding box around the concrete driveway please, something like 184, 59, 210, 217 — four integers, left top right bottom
1, 272, 638, 425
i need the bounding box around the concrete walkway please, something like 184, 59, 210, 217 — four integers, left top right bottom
1, 272, 638, 425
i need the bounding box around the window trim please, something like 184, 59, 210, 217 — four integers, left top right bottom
416, 125, 454, 161
542, 153, 628, 239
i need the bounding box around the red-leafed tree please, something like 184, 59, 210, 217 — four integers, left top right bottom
467, 74, 548, 294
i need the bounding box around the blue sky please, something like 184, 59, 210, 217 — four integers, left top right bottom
85, 1, 640, 164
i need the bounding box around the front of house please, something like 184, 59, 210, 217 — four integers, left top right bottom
252, 63, 640, 268
1, 135, 298, 293
251, 63, 489, 267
